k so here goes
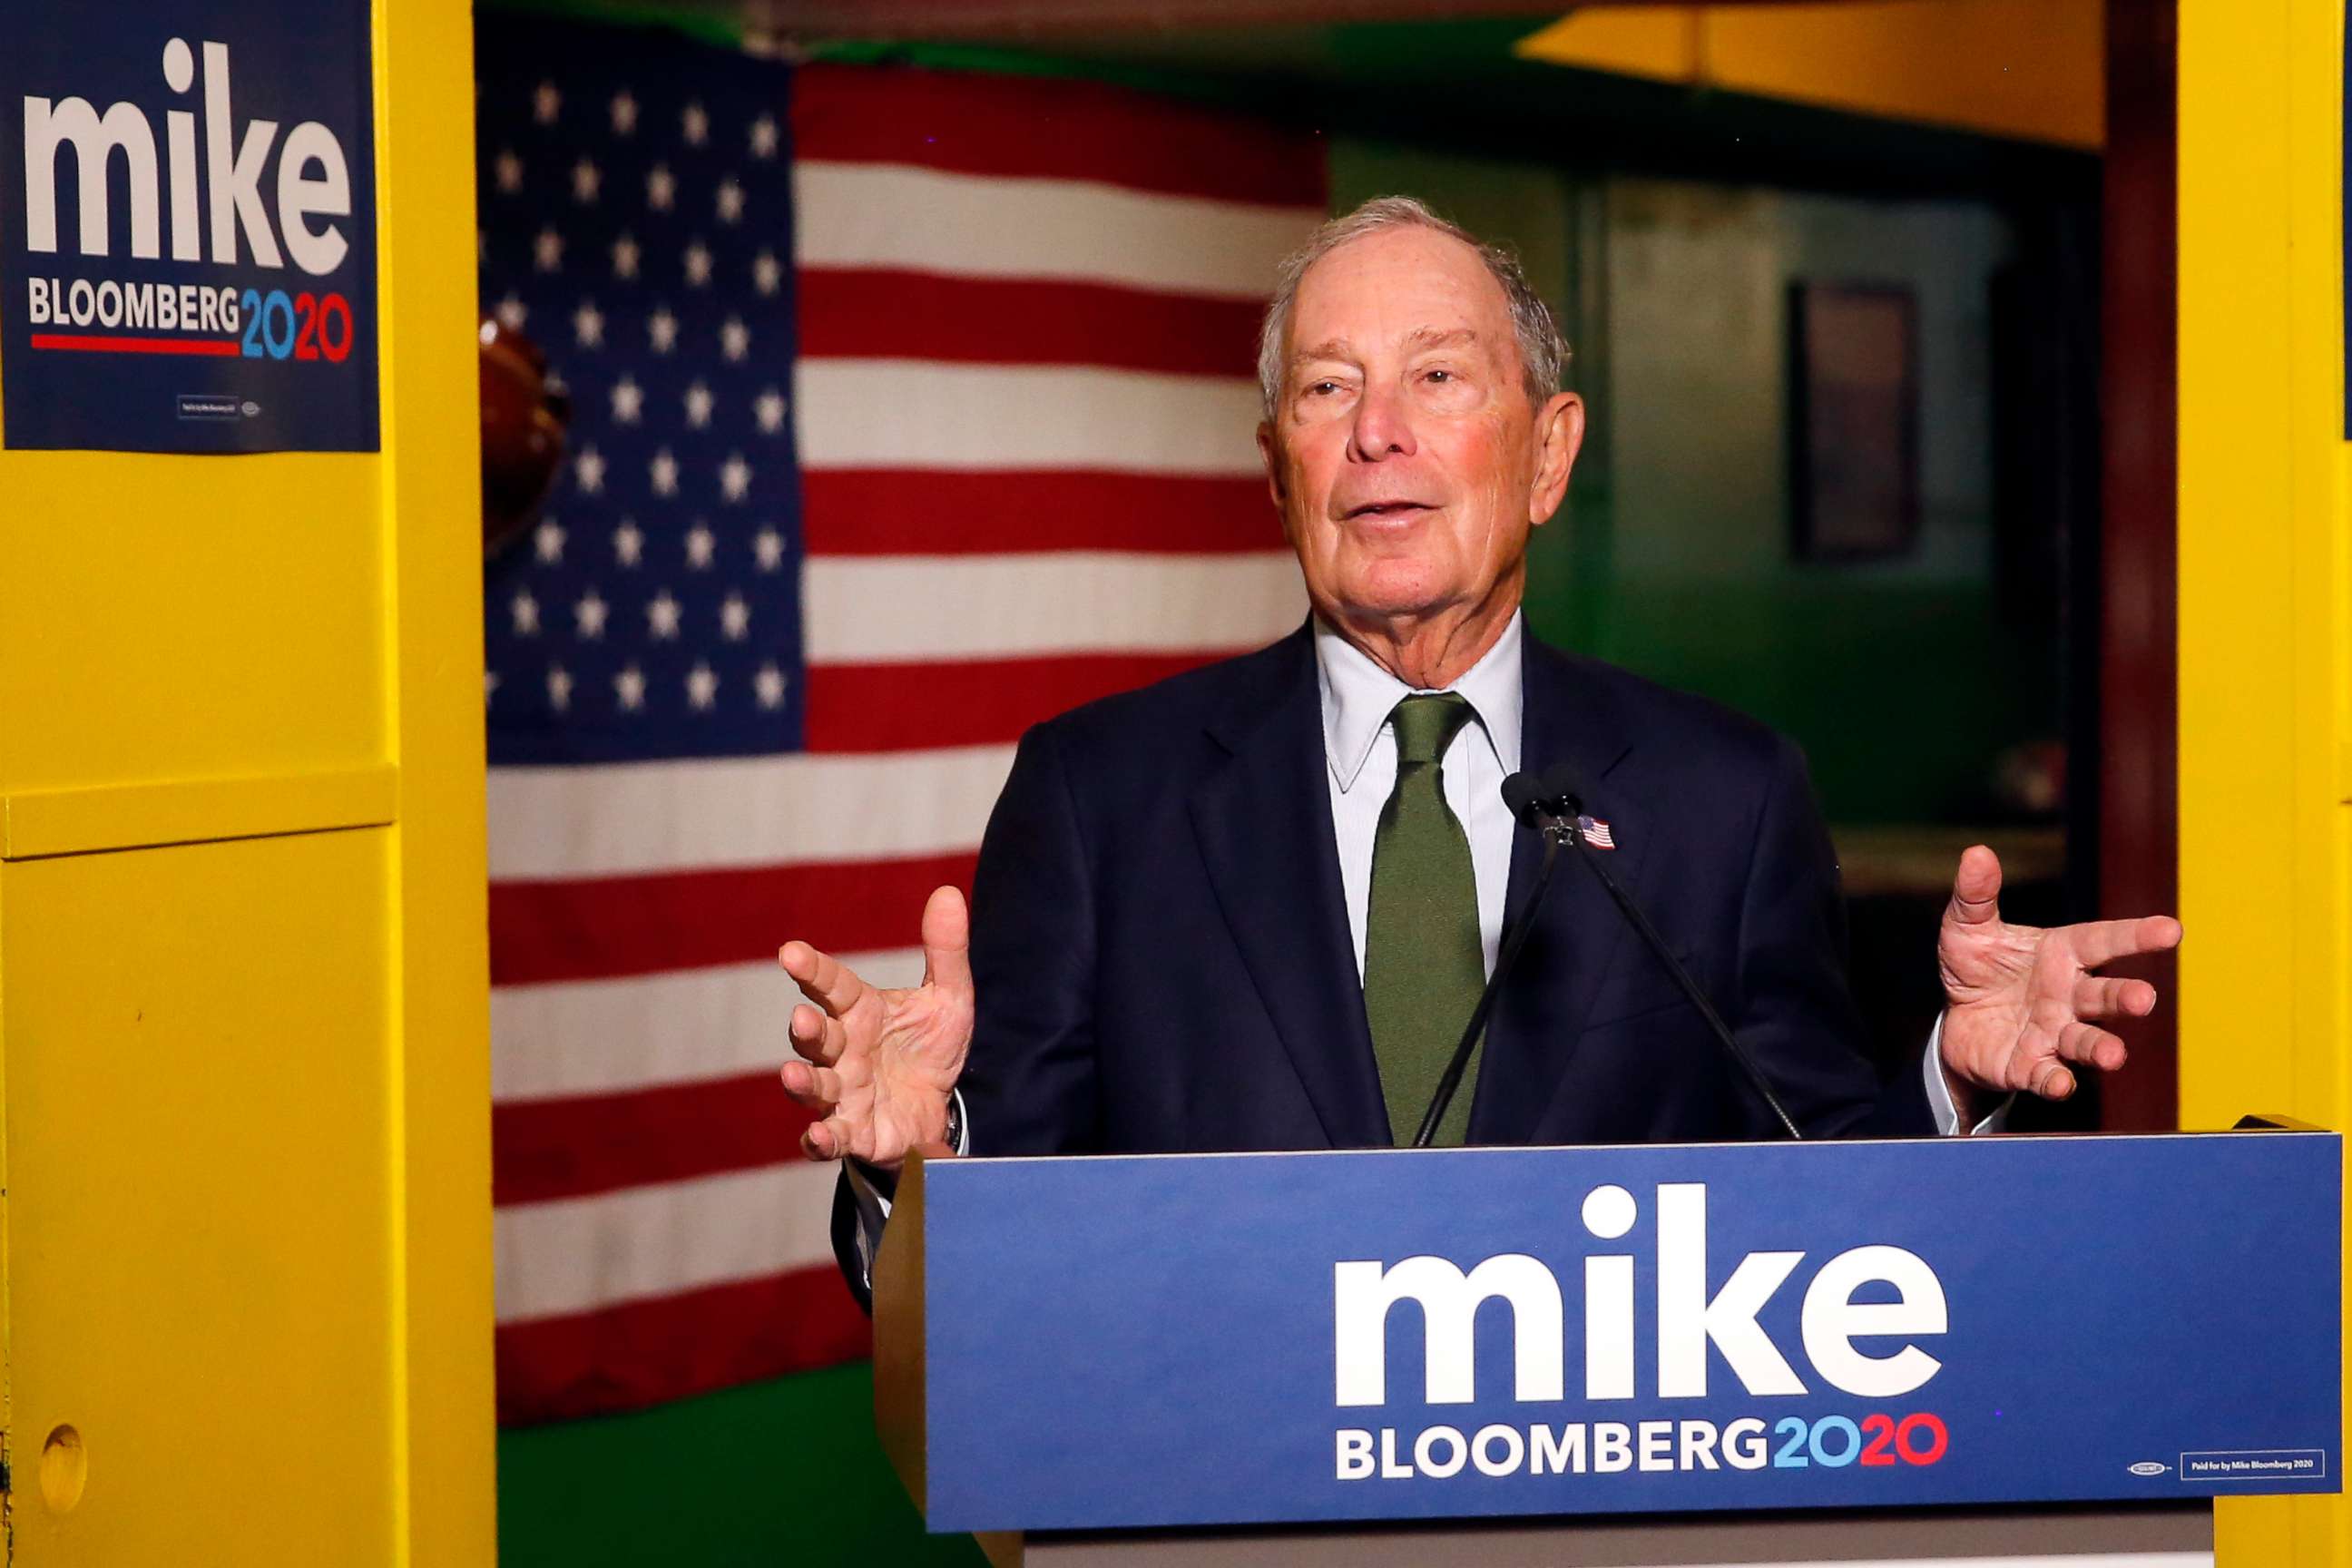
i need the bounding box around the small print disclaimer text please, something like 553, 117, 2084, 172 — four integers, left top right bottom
2180, 1450, 2328, 1481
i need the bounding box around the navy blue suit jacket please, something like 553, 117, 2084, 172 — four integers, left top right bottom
831, 625, 1932, 1298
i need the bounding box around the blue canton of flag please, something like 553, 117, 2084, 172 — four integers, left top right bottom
476, 16, 804, 765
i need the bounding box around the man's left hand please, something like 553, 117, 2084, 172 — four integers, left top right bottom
1936, 844, 2183, 1116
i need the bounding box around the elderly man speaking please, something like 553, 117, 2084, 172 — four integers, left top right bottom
778, 197, 2180, 1303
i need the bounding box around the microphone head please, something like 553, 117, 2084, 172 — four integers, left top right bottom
1540, 762, 1589, 816
1499, 770, 1549, 828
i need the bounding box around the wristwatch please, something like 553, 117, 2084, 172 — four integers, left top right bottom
943, 1090, 964, 1154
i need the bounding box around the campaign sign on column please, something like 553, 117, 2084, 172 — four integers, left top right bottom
918, 1133, 2342, 1533
0, 0, 378, 452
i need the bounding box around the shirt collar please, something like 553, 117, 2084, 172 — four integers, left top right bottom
1314, 611, 1524, 793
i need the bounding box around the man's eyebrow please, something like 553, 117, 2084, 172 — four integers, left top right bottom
1405, 327, 1480, 350
1289, 338, 1355, 366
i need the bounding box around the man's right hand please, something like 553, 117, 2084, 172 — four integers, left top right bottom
778, 885, 975, 1171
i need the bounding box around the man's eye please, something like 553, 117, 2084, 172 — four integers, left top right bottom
1424, 368, 1454, 385
1307, 380, 1341, 397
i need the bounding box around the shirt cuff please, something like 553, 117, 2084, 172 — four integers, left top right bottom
1922, 1014, 2013, 1136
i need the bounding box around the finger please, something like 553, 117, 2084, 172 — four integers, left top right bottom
779, 939, 867, 1018
801, 1114, 853, 1162
2027, 1058, 2078, 1100
2069, 914, 2184, 969
788, 1002, 849, 1066
778, 1059, 843, 1109
2072, 975, 2158, 1020
2053, 1021, 2129, 1074
918, 885, 973, 995
1945, 845, 2003, 927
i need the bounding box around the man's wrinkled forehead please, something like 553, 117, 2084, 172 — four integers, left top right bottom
1282, 228, 1514, 362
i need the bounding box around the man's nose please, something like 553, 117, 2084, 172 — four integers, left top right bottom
1348, 382, 1417, 461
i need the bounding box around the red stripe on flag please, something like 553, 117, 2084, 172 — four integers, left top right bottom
29, 333, 240, 356
791, 63, 1326, 210
495, 1073, 809, 1206
799, 470, 1280, 556
495, 1265, 869, 1426
803, 652, 1233, 753
490, 852, 975, 986
799, 269, 1266, 377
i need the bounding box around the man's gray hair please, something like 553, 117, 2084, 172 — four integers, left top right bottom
1256, 195, 1569, 421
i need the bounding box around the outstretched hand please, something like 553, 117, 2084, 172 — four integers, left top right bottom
778, 885, 975, 1171
1936, 845, 2182, 1113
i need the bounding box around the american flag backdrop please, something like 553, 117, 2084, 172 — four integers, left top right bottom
475, 15, 1325, 1423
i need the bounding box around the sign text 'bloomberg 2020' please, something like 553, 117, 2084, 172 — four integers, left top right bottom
0, 0, 378, 452
1330, 1181, 1953, 1491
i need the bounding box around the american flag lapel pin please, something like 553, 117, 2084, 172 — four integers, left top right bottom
1576, 814, 1617, 850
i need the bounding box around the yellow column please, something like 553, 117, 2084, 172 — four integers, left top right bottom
2178, 0, 2350, 1563
0, 1, 492, 1562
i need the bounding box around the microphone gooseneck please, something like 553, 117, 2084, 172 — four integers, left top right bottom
1411, 770, 1573, 1149
1541, 763, 1806, 1142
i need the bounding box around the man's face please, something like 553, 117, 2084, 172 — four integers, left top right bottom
1259, 224, 1582, 636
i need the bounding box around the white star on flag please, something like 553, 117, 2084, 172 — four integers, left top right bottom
647, 164, 675, 211
546, 663, 573, 711
685, 382, 715, 428
753, 527, 784, 571
610, 375, 643, 423
613, 520, 643, 565
720, 318, 750, 361
574, 445, 606, 494
755, 663, 788, 709
609, 90, 638, 135
687, 662, 720, 710
685, 524, 716, 568
682, 103, 709, 144
752, 250, 781, 297
646, 591, 681, 640
573, 300, 604, 348
612, 233, 640, 279
571, 157, 601, 203
720, 593, 750, 641
614, 663, 646, 711
716, 179, 745, 224
533, 226, 564, 271
510, 590, 540, 636
652, 449, 681, 495
485, 669, 501, 706
495, 149, 524, 193
750, 115, 779, 158
755, 388, 787, 434
720, 454, 752, 502
574, 590, 609, 639
495, 293, 528, 330
534, 519, 564, 563
649, 308, 678, 353
685, 241, 713, 288
533, 82, 560, 123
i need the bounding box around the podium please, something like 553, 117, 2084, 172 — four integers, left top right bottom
873, 1128, 2341, 1566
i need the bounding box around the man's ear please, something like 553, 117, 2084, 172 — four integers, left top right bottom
1528, 391, 1585, 525
1257, 420, 1287, 512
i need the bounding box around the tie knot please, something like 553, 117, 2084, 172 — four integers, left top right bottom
1389, 692, 1475, 768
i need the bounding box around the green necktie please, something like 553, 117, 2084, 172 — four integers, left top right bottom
1362, 692, 1485, 1146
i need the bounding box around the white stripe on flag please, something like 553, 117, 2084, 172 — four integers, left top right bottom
804, 551, 1307, 663
494, 948, 926, 1101
494, 1161, 839, 1324
486, 746, 1014, 881
794, 359, 1264, 475
792, 162, 1318, 299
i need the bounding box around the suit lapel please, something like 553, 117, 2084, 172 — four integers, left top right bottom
1190, 627, 1389, 1148
1465, 637, 1651, 1144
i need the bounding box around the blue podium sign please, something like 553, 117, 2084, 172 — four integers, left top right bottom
903, 1132, 2341, 1533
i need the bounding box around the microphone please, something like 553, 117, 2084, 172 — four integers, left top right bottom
1410, 769, 1576, 1148
1542, 762, 1806, 1142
